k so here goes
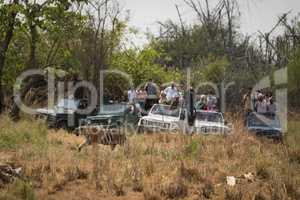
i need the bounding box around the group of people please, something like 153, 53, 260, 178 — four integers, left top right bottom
243, 88, 276, 115
127, 79, 221, 113
127, 79, 181, 110
194, 93, 218, 111
129, 82, 276, 116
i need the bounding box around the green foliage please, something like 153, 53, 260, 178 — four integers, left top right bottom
150, 22, 229, 69
2, 30, 28, 87
103, 72, 132, 101
203, 56, 230, 84
0, 180, 36, 200
288, 48, 300, 106
184, 139, 201, 158
111, 47, 182, 88
190, 56, 230, 89
0, 1, 22, 33
1, 0, 87, 88
0, 116, 48, 151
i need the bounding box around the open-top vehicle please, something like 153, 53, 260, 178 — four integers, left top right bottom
246, 112, 283, 140
193, 110, 231, 135
36, 98, 90, 130
76, 103, 141, 151
77, 103, 140, 131
137, 104, 185, 133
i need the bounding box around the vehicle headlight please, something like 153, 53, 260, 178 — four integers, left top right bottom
86, 119, 91, 125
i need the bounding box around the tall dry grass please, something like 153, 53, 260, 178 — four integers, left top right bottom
0, 114, 299, 200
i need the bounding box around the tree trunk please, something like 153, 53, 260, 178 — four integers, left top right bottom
0, 0, 19, 114
10, 9, 39, 120
28, 24, 38, 69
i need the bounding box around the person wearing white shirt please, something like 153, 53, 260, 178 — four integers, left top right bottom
164, 83, 178, 102
128, 87, 137, 103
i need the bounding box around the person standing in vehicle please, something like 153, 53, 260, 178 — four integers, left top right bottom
159, 91, 168, 104
128, 87, 137, 104
145, 79, 158, 110
267, 98, 276, 114
207, 91, 217, 110
195, 95, 207, 110
253, 89, 263, 111
256, 94, 268, 113
243, 88, 253, 115
164, 83, 178, 104
185, 87, 195, 126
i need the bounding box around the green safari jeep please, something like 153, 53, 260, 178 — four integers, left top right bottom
77, 103, 141, 133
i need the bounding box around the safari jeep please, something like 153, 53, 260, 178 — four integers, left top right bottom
246, 112, 283, 141
75, 103, 141, 151
137, 104, 186, 133
77, 103, 141, 132
193, 110, 231, 135
35, 98, 90, 130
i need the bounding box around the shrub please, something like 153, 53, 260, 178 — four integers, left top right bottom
255, 159, 272, 180
225, 187, 243, 200
184, 139, 201, 158
161, 181, 188, 199
201, 180, 214, 199
0, 180, 36, 200
0, 116, 48, 151
179, 162, 202, 183
144, 190, 161, 200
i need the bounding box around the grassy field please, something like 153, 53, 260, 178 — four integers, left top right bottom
0, 115, 299, 200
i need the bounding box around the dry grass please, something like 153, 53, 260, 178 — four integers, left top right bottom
0, 114, 299, 200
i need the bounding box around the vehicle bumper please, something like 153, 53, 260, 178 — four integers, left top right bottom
137, 125, 178, 133
193, 127, 231, 135
250, 131, 283, 140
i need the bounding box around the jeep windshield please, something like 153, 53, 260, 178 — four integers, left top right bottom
98, 104, 128, 115
247, 113, 280, 128
196, 112, 224, 123
56, 99, 79, 110
150, 104, 180, 118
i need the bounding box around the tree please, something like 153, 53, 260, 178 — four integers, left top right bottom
288, 48, 300, 102
111, 47, 182, 87
9, 0, 87, 120
76, 0, 127, 89
203, 56, 229, 84
0, 0, 20, 113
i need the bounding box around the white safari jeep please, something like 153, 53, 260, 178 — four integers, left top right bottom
193, 110, 231, 135
137, 104, 185, 133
